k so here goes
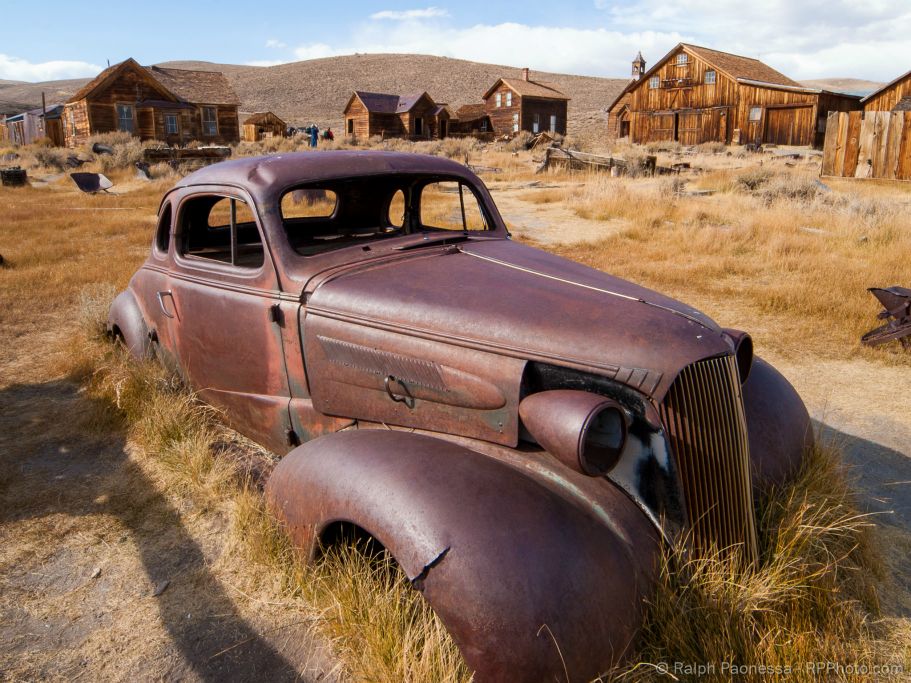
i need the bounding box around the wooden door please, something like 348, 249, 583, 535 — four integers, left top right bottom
648, 113, 675, 142
764, 106, 813, 145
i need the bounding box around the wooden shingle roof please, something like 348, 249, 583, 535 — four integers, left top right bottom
147, 66, 239, 105
455, 104, 488, 121
244, 111, 286, 125
681, 44, 801, 88
66, 58, 239, 106
483, 76, 569, 101
351, 91, 433, 114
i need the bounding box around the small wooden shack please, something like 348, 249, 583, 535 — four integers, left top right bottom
3, 104, 64, 145
62, 58, 240, 148
607, 44, 861, 147
482, 69, 569, 136
242, 111, 286, 141
343, 91, 449, 140
861, 70, 911, 112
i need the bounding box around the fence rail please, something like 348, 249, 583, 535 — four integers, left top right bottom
821, 111, 911, 180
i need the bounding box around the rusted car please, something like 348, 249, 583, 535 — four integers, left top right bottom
109, 151, 812, 681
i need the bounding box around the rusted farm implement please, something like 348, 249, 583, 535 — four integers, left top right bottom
862, 287, 911, 349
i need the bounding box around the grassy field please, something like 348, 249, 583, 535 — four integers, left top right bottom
1, 134, 909, 680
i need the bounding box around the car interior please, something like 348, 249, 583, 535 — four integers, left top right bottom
279, 175, 490, 256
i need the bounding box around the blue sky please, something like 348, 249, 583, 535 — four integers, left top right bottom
2, 0, 908, 82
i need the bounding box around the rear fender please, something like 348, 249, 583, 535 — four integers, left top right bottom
107, 290, 150, 359
266, 429, 660, 682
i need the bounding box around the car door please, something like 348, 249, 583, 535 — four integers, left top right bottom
167, 189, 292, 453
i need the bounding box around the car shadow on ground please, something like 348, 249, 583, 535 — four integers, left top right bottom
0, 379, 318, 681
815, 419, 911, 617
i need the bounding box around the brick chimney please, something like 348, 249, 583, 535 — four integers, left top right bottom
522, 67, 530, 81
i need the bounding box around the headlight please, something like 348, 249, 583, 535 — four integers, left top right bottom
723, 328, 754, 384
519, 390, 628, 477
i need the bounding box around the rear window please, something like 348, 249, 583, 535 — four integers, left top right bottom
281, 189, 338, 220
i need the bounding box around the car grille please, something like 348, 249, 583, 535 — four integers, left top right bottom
659, 355, 759, 564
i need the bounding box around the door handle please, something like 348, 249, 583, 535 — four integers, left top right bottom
156, 291, 176, 319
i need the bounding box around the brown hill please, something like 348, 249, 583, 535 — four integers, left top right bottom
0, 54, 627, 136
800, 78, 884, 96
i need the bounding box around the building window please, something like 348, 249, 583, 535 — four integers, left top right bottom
512, 113, 519, 133
495, 93, 502, 108
749, 106, 762, 122
165, 114, 179, 135
69, 110, 77, 137
414, 117, 424, 137
347, 118, 354, 134
480, 120, 488, 132
533, 113, 540, 134
705, 70, 716, 85
202, 107, 218, 136
116, 104, 134, 133
550, 114, 557, 133
676, 53, 688, 66
649, 76, 660, 89
506, 91, 512, 107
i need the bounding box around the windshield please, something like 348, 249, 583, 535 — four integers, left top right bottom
278, 174, 493, 256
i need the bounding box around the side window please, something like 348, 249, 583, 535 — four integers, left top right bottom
179, 195, 264, 268
419, 182, 487, 232
388, 190, 406, 228
281, 189, 338, 219
155, 203, 172, 254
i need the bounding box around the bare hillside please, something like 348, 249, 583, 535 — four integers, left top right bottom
0, 54, 626, 136
800, 78, 883, 96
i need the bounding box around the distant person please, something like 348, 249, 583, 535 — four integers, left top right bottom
322, 128, 334, 142
310, 124, 319, 148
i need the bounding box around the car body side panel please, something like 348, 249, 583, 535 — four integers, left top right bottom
302, 312, 525, 445
266, 430, 661, 682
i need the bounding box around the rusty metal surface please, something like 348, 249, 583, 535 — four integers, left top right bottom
267, 430, 661, 682
108, 151, 817, 679
862, 286, 911, 349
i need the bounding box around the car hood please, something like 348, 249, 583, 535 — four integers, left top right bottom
305, 239, 733, 398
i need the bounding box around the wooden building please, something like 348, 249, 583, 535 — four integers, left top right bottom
482, 69, 569, 136
607, 45, 861, 147
452, 104, 492, 135
3, 104, 64, 145
242, 111, 286, 141
343, 91, 450, 140
62, 58, 240, 148
861, 70, 911, 112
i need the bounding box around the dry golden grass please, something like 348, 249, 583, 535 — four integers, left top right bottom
527, 168, 911, 364
618, 443, 908, 682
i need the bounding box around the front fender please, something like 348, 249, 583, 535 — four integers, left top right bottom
266, 430, 660, 682
743, 357, 814, 489
107, 289, 150, 359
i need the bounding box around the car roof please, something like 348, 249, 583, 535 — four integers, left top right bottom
175, 151, 479, 194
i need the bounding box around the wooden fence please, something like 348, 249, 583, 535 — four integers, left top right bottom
821, 111, 911, 180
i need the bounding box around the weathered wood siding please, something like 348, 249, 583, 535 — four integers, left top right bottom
822, 110, 911, 180
485, 83, 521, 135
344, 96, 370, 139
863, 72, 911, 112
607, 90, 632, 138
242, 112, 285, 142
629, 48, 739, 113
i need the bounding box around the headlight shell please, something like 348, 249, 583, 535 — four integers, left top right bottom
519, 389, 629, 477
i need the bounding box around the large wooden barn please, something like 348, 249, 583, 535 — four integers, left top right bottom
242, 111, 286, 141
861, 70, 911, 112
343, 91, 450, 140
607, 45, 861, 147
62, 58, 240, 148
482, 69, 569, 136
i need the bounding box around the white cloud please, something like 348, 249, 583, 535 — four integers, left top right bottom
271, 3, 903, 80
245, 59, 288, 67
0, 54, 103, 82
370, 7, 449, 21
265, 39, 287, 49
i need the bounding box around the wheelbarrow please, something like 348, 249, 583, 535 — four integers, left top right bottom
861, 287, 911, 350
